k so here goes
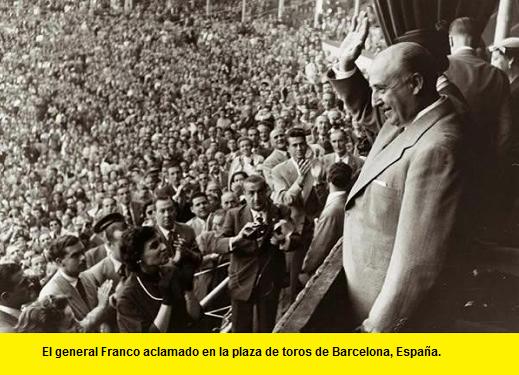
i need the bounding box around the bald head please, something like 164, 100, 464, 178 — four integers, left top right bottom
449, 17, 480, 50
270, 127, 287, 150
369, 43, 440, 126
371, 43, 440, 90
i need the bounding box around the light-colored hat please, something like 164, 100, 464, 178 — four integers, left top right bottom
489, 37, 519, 53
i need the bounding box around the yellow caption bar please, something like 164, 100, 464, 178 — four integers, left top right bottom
0, 334, 516, 373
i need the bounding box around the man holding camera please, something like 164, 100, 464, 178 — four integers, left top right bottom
222, 175, 292, 332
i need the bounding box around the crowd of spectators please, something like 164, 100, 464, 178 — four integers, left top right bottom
0, 0, 379, 332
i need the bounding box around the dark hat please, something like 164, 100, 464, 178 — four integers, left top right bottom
145, 166, 161, 177
93, 212, 125, 234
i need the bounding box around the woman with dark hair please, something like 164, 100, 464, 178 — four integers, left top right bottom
116, 226, 201, 332
228, 171, 248, 204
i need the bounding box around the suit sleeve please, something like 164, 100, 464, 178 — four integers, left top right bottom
328, 68, 381, 134
221, 209, 258, 256
364, 143, 465, 332
271, 166, 302, 206
117, 294, 151, 333
496, 76, 513, 164
80, 267, 101, 289
301, 208, 343, 275
78, 275, 111, 333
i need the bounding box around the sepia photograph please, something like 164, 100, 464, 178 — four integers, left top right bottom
1, 0, 519, 334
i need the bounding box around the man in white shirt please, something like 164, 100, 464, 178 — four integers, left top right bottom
39, 235, 112, 332
186, 193, 211, 237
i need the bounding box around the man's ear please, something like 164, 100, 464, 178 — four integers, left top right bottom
410, 73, 424, 95
0, 291, 9, 301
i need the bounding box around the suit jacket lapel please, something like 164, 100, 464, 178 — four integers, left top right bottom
348, 97, 452, 204
129, 202, 138, 226
155, 225, 168, 243
240, 206, 253, 227
55, 273, 91, 315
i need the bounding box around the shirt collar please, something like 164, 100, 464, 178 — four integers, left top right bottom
157, 224, 176, 240
0, 305, 21, 319
291, 158, 302, 175
413, 97, 443, 124
157, 225, 169, 239
250, 208, 267, 220
327, 191, 347, 201
454, 46, 474, 54
335, 153, 349, 163
108, 254, 123, 273
59, 268, 78, 288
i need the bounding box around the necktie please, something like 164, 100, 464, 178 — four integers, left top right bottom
123, 205, 133, 226
254, 213, 266, 246
76, 278, 88, 305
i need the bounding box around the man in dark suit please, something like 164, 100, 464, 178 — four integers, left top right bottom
117, 184, 143, 226
0, 263, 36, 332
85, 213, 127, 268
446, 17, 513, 239
321, 129, 364, 181
491, 37, 519, 158
222, 175, 291, 332
299, 163, 352, 285
161, 164, 183, 197
153, 193, 202, 293
39, 235, 112, 332
208, 159, 228, 190
329, 15, 471, 332
446, 17, 512, 163
489, 37, 519, 237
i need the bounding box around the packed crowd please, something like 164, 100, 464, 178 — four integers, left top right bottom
0, 0, 376, 332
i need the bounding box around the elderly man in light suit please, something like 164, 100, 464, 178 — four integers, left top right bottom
261, 128, 289, 189
329, 15, 471, 332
